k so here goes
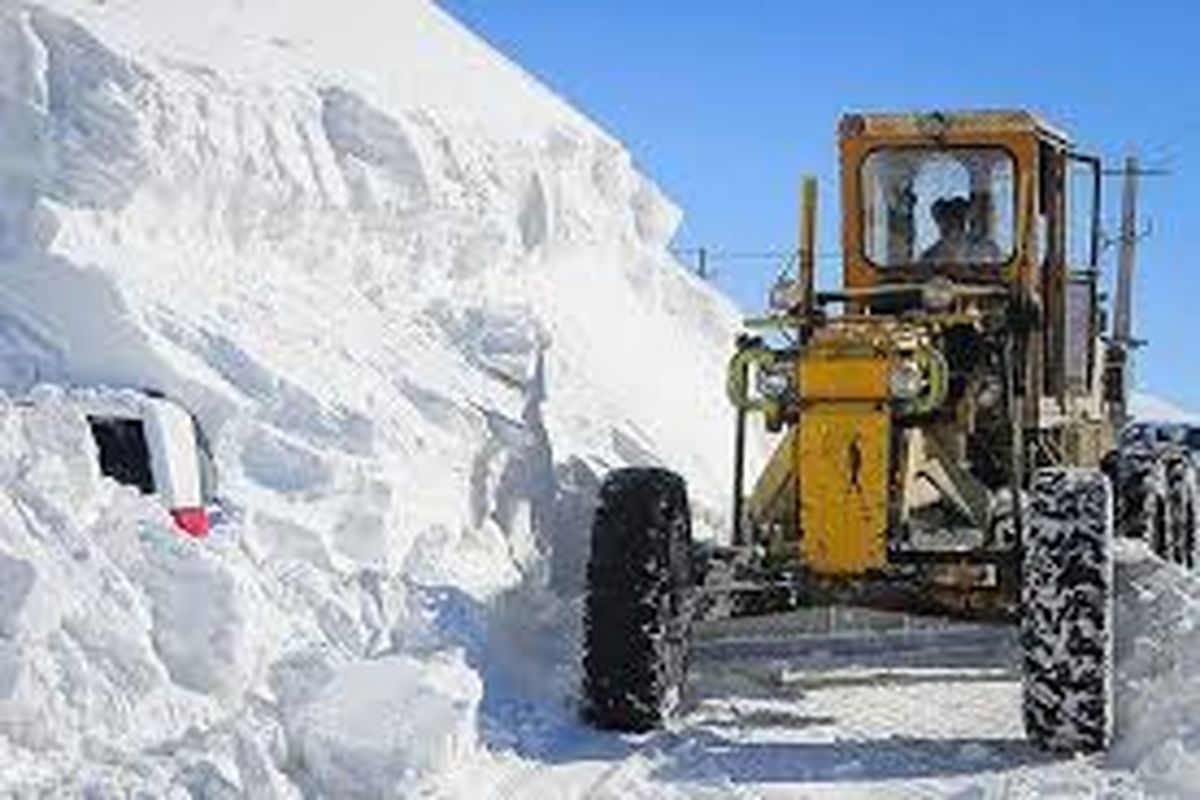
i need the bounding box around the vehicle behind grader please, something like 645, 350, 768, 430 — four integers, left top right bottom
581, 110, 1198, 753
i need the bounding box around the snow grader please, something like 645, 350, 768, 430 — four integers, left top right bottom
581, 110, 1198, 753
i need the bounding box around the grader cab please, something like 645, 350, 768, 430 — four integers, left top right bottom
581, 111, 1196, 754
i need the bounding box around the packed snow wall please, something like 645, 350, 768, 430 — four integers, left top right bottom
0, 0, 747, 794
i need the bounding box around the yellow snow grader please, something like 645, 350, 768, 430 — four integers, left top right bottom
582, 110, 1198, 752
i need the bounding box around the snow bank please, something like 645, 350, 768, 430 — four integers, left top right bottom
0, 0, 745, 794
1112, 539, 1200, 794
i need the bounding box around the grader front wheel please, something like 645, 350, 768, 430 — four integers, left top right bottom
581, 468, 694, 732
1021, 468, 1114, 753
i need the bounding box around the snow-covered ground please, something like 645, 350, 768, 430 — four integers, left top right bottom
1, 0, 1200, 797
480, 540, 1200, 799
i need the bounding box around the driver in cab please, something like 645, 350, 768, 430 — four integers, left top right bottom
921, 195, 1002, 263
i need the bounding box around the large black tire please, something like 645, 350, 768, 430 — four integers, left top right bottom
1166, 451, 1199, 569
1115, 446, 1172, 557
581, 468, 693, 732
1021, 468, 1114, 753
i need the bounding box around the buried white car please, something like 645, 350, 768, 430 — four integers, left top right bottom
31, 389, 218, 537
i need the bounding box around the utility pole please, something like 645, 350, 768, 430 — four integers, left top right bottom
1106, 152, 1172, 425
1106, 153, 1140, 426
1113, 153, 1139, 347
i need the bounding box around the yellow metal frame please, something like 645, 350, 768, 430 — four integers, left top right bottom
738, 110, 1100, 583
797, 349, 891, 574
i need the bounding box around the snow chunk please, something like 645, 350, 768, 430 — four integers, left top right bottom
0, 554, 36, 638
320, 86, 430, 213
289, 652, 482, 797
138, 539, 257, 699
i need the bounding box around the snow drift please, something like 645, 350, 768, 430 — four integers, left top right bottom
0, 0, 743, 794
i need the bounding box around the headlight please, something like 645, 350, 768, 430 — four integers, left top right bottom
976, 375, 1003, 409
921, 278, 956, 312
756, 363, 794, 399
889, 359, 925, 400
769, 279, 804, 311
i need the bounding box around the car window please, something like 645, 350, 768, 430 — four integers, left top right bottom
88, 416, 155, 494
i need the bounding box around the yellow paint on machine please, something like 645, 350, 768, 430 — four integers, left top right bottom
800, 355, 889, 400
798, 354, 891, 575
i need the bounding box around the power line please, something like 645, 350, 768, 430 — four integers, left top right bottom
1101, 165, 1171, 177
1097, 157, 1172, 251
670, 247, 842, 262
669, 245, 844, 283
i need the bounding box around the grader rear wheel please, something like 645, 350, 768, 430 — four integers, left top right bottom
1165, 452, 1199, 569
1116, 447, 1172, 557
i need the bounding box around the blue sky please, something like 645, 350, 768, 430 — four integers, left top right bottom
440, 1, 1200, 408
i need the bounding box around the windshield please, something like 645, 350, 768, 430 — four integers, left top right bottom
862, 147, 1015, 268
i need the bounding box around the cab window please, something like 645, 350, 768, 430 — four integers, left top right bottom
862, 147, 1016, 268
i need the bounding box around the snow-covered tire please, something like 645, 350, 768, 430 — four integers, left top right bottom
582, 468, 693, 732
1166, 452, 1199, 568
1021, 468, 1114, 753
1116, 447, 1171, 557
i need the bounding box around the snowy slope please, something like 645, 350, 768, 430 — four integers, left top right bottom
0, 0, 743, 795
